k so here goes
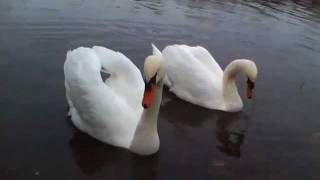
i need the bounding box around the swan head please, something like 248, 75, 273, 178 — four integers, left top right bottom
142, 55, 164, 108
224, 59, 258, 99
239, 59, 258, 99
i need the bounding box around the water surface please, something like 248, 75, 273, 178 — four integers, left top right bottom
0, 0, 320, 179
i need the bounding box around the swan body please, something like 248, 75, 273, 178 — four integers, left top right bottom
64, 46, 164, 155
157, 44, 257, 112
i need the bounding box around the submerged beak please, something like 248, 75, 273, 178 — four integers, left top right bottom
246, 79, 255, 99
142, 77, 156, 109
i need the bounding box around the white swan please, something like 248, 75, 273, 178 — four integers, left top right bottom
155, 44, 258, 112
64, 45, 165, 155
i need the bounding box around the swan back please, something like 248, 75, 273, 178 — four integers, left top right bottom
163, 45, 223, 78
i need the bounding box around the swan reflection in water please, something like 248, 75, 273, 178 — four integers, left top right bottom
67, 88, 251, 176
68, 122, 118, 176
215, 115, 248, 158
67, 119, 158, 178
161, 89, 250, 158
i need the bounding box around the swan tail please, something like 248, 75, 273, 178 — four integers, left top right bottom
151, 43, 172, 87
151, 43, 162, 58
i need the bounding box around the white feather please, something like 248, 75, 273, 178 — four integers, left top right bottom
159, 44, 257, 112
64, 46, 164, 155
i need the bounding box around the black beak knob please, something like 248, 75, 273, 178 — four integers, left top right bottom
142, 103, 148, 109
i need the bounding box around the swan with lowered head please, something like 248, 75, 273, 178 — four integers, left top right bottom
64, 45, 165, 155
154, 44, 258, 112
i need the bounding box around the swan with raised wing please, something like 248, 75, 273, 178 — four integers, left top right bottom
64, 45, 165, 155
154, 44, 258, 112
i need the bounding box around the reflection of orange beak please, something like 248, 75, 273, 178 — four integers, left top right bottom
142, 84, 156, 108
246, 85, 253, 99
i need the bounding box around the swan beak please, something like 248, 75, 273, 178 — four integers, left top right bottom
246, 79, 255, 99
142, 80, 156, 109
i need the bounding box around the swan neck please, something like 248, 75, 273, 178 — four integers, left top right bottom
222, 61, 243, 109
129, 80, 164, 155
222, 62, 238, 95
140, 80, 164, 129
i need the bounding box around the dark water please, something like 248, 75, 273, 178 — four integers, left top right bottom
1, 0, 320, 179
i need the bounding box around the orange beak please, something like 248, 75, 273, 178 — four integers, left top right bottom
142, 83, 156, 108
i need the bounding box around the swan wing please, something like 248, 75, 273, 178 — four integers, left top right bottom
178, 45, 223, 77
92, 46, 144, 110
64, 47, 140, 148
162, 45, 223, 107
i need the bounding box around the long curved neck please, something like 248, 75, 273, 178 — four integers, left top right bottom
139, 80, 163, 131
222, 61, 243, 109
223, 62, 238, 96
129, 80, 164, 155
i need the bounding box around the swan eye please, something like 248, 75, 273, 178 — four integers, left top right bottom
144, 73, 157, 89
247, 79, 255, 89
